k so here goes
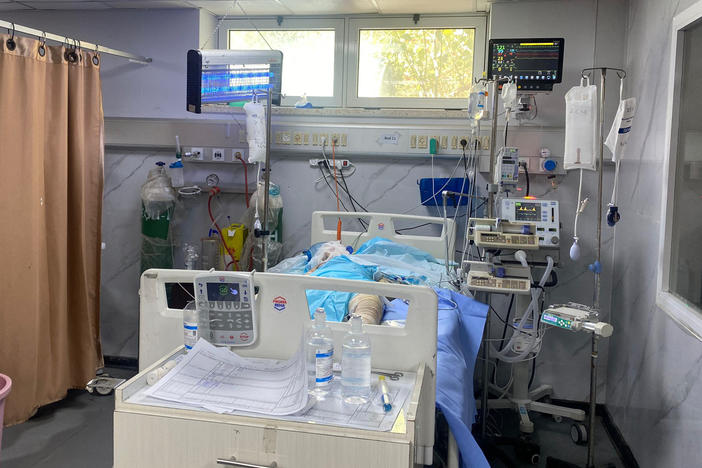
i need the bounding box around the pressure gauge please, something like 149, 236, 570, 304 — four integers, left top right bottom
205, 173, 219, 187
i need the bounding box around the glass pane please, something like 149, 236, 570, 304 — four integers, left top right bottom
671, 21, 702, 309
358, 28, 475, 99
228, 30, 335, 97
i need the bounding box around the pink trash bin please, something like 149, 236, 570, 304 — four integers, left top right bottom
0, 373, 11, 457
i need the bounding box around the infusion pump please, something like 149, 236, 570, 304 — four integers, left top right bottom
501, 199, 560, 248
194, 271, 256, 347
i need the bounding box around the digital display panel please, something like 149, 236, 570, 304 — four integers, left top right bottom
487, 38, 564, 91
515, 202, 541, 222
207, 282, 241, 302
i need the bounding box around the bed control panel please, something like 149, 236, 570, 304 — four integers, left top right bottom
194, 272, 256, 347
500, 199, 560, 248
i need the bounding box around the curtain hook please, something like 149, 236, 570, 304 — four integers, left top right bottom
92, 43, 100, 65
6, 22, 16, 51
38, 31, 46, 57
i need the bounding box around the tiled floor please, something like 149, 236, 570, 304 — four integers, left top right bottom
1, 369, 626, 468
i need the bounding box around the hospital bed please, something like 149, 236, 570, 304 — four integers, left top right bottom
138, 211, 457, 367
133, 211, 488, 468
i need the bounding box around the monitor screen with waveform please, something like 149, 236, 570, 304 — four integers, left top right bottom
487, 38, 564, 92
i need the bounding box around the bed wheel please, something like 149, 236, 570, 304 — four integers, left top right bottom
571, 423, 588, 445
552, 414, 563, 423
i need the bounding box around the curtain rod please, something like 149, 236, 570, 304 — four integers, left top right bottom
0, 19, 152, 64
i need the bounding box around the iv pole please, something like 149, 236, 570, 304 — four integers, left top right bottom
580, 66, 625, 468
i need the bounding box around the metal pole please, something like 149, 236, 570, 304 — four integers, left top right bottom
480, 293, 491, 438
587, 67, 607, 468
261, 87, 272, 271
594, 69, 605, 311
0, 19, 151, 64
487, 81, 500, 218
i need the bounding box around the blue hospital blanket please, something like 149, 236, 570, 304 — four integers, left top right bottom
385, 288, 489, 468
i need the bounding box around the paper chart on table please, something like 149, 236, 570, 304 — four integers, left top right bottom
142, 339, 308, 416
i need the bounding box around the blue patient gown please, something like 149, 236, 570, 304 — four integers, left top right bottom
384, 288, 489, 468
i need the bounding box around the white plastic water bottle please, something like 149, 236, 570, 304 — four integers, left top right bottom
341, 315, 371, 404
183, 301, 198, 351
306, 308, 334, 395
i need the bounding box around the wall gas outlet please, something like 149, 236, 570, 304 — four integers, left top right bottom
184, 147, 203, 160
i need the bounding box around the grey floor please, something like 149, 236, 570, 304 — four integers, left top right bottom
479, 408, 624, 467
1, 369, 625, 468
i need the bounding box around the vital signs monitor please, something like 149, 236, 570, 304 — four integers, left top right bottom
487, 38, 564, 91
194, 271, 256, 346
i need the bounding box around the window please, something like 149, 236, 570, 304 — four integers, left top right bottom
658, 2, 702, 338
347, 17, 486, 108
220, 19, 344, 107
221, 15, 486, 109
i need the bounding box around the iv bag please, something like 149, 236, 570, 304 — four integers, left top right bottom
605, 97, 636, 162
244, 101, 267, 163
468, 82, 488, 122
564, 81, 598, 171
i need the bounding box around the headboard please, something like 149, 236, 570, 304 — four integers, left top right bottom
310, 211, 455, 260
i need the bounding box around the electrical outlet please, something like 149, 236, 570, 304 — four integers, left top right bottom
312, 134, 319, 146
280, 132, 292, 145
417, 135, 428, 149
212, 148, 225, 161
481, 135, 490, 150
303, 133, 310, 145
310, 158, 351, 169
410, 135, 417, 148
451, 136, 458, 150
340, 134, 347, 147
293, 132, 302, 145
440, 136, 448, 150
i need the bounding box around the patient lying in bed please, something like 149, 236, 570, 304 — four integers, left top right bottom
269, 237, 454, 324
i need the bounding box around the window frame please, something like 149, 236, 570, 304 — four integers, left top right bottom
345, 15, 487, 109
218, 18, 345, 107
657, 0, 702, 340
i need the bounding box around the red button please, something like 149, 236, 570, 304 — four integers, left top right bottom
240, 332, 249, 341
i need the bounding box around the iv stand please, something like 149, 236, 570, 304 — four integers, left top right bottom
261, 86, 273, 271
580, 66, 626, 468
252, 86, 274, 272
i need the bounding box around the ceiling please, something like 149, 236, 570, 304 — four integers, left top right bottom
0, 0, 498, 15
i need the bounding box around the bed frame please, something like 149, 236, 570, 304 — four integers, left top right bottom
311, 211, 455, 260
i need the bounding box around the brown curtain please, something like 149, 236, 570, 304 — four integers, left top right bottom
0, 33, 103, 425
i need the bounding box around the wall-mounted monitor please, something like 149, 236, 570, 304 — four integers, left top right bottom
487, 38, 564, 92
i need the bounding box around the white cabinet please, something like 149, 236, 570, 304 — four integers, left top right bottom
114, 348, 432, 468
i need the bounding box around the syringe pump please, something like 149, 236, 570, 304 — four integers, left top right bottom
541, 303, 613, 337
469, 218, 539, 250
464, 261, 532, 295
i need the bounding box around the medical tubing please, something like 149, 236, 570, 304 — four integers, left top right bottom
574, 168, 584, 239
610, 160, 620, 205
522, 163, 530, 197
460, 137, 480, 266
491, 256, 554, 362
332, 142, 342, 240
235, 153, 250, 208
207, 188, 240, 271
